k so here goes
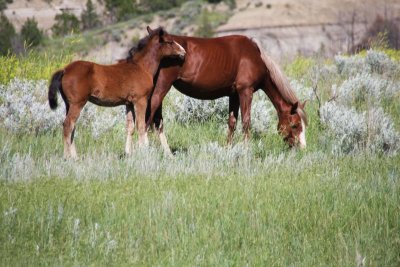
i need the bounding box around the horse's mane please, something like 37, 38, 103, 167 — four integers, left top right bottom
252, 38, 308, 125
125, 27, 165, 62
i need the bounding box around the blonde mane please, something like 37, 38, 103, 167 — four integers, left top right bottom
252, 38, 308, 125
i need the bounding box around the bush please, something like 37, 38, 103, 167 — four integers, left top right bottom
335, 50, 399, 78
320, 49, 400, 154
337, 72, 398, 106
321, 102, 399, 154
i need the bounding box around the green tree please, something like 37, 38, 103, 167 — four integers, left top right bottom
195, 10, 213, 38
81, 0, 101, 30
105, 0, 138, 22
0, 13, 16, 55
143, 0, 186, 12
21, 17, 43, 47
51, 10, 80, 37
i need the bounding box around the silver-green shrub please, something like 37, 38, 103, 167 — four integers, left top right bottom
335, 50, 399, 78
337, 72, 398, 105
0, 78, 125, 137
166, 89, 274, 133
320, 102, 367, 153
321, 50, 400, 154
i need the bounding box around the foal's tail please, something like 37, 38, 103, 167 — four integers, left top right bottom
48, 70, 64, 110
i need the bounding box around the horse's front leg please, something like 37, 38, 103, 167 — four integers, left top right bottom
125, 104, 135, 155
153, 105, 172, 156
135, 97, 149, 147
146, 74, 174, 155
227, 93, 239, 145
238, 87, 254, 143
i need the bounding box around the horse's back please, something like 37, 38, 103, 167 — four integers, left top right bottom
173, 34, 266, 97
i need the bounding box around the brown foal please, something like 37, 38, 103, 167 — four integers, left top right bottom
48, 27, 185, 158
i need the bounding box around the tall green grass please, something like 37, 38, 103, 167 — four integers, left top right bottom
1, 117, 399, 265
0, 51, 72, 84
0, 48, 399, 265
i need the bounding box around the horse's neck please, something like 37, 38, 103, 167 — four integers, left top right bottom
134, 48, 161, 77
263, 81, 293, 116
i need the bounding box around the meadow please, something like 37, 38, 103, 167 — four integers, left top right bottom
0, 49, 399, 266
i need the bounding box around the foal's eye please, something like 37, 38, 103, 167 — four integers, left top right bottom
290, 124, 298, 129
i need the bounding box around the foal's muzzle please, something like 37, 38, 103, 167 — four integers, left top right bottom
174, 41, 186, 60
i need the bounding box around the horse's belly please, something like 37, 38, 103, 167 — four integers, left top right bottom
174, 80, 233, 100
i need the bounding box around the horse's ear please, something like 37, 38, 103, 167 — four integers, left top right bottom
147, 26, 153, 34
291, 102, 299, 114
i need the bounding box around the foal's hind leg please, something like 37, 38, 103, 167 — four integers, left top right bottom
125, 104, 135, 155
63, 102, 85, 159
227, 94, 239, 145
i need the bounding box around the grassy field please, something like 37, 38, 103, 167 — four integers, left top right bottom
1, 50, 400, 265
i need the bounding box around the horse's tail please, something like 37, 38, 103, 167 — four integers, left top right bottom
252, 38, 308, 125
48, 70, 64, 110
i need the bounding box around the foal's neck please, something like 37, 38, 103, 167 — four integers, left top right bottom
134, 47, 162, 78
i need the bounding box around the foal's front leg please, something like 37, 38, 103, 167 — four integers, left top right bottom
125, 104, 135, 155
134, 97, 149, 147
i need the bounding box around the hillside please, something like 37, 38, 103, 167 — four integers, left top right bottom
3, 0, 400, 61
217, 0, 400, 59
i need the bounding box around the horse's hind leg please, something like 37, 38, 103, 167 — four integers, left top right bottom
63, 102, 85, 159
227, 93, 239, 145
125, 104, 135, 155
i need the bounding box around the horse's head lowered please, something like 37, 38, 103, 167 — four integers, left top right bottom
278, 101, 307, 149
128, 26, 185, 62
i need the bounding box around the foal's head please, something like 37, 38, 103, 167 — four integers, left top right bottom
278, 101, 307, 149
128, 26, 185, 62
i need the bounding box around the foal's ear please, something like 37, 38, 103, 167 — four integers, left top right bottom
291, 102, 299, 114
147, 26, 153, 34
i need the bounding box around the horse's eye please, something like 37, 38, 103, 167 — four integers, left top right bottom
291, 124, 298, 129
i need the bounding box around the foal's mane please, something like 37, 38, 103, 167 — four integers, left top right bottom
252, 38, 308, 125
125, 27, 165, 62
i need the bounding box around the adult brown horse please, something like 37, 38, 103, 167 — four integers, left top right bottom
145, 27, 307, 149
48, 27, 186, 158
